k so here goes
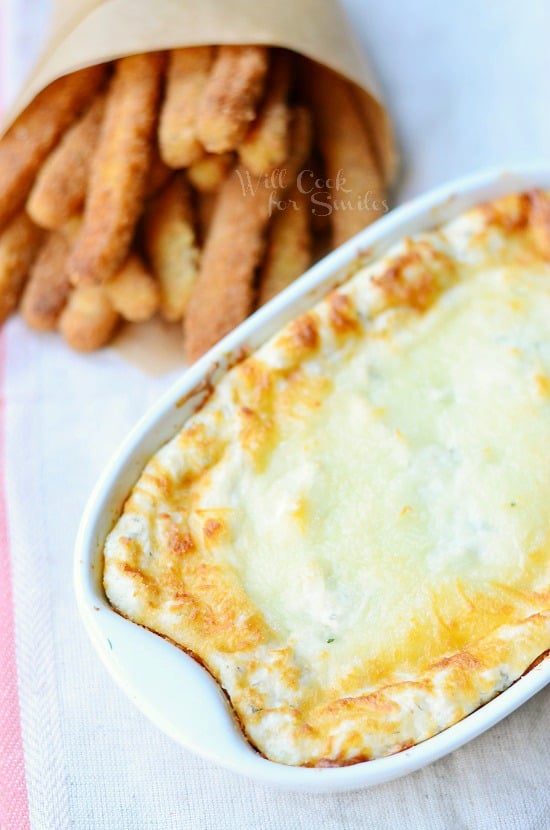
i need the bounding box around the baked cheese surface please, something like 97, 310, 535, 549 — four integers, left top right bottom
104, 192, 550, 766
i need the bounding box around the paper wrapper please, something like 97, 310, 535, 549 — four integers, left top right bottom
2, 0, 397, 375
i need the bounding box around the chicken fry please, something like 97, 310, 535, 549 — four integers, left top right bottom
159, 46, 213, 167
68, 53, 164, 285
303, 62, 384, 247
61, 214, 82, 241
0, 212, 43, 323
145, 146, 173, 199
145, 176, 200, 321
185, 105, 314, 360
105, 254, 159, 322
306, 157, 332, 237
187, 153, 233, 193
59, 284, 118, 351
196, 191, 217, 242
196, 46, 268, 153
0, 65, 105, 229
184, 164, 274, 362
284, 105, 313, 184
21, 230, 71, 330
259, 185, 311, 304
26, 93, 106, 229
239, 51, 291, 176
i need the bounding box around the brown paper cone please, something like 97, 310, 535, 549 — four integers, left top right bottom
2, 0, 396, 180
2, 0, 397, 373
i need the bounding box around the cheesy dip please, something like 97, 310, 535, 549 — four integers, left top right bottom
104, 191, 550, 767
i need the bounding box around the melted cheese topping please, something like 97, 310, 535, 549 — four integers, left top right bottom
104, 191, 550, 766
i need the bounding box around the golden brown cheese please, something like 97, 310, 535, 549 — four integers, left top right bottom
104, 190, 550, 766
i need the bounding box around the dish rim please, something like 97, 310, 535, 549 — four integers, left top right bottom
75, 164, 550, 793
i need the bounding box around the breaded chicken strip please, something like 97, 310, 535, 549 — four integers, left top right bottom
0, 212, 44, 323
259, 185, 311, 304
196, 46, 268, 153
21, 230, 72, 330
59, 284, 118, 351
239, 51, 291, 175
159, 47, 213, 167
145, 176, 200, 321
185, 105, 313, 361
187, 152, 233, 193
27, 92, 106, 229
0, 65, 105, 228
105, 254, 159, 323
184, 164, 272, 362
304, 63, 384, 246
68, 53, 164, 285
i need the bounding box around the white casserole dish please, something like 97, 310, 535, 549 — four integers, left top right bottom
75, 165, 550, 793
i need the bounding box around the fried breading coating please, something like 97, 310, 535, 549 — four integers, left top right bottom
187, 152, 233, 193
304, 63, 384, 246
105, 253, 159, 322
68, 53, 164, 285
59, 284, 118, 351
159, 46, 213, 168
284, 105, 313, 183
27, 92, 106, 229
21, 230, 72, 330
145, 145, 173, 199
145, 176, 200, 321
196, 46, 268, 153
0, 212, 44, 323
259, 185, 311, 304
196, 191, 217, 243
184, 163, 273, 362
184, 102, 315, 361
239, 51, 291, 175
0, 65, 106, 229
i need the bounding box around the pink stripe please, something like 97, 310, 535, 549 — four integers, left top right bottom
0, 3, 32, 821
0, 332, 31, 830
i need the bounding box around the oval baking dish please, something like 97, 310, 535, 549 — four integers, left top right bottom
75, 165, 550, 793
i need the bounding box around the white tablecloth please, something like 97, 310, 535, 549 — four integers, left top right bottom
1, 1, 549, 827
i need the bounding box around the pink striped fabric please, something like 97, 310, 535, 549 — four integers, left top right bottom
0, 334, 30, 830
0, 6, 32, 822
